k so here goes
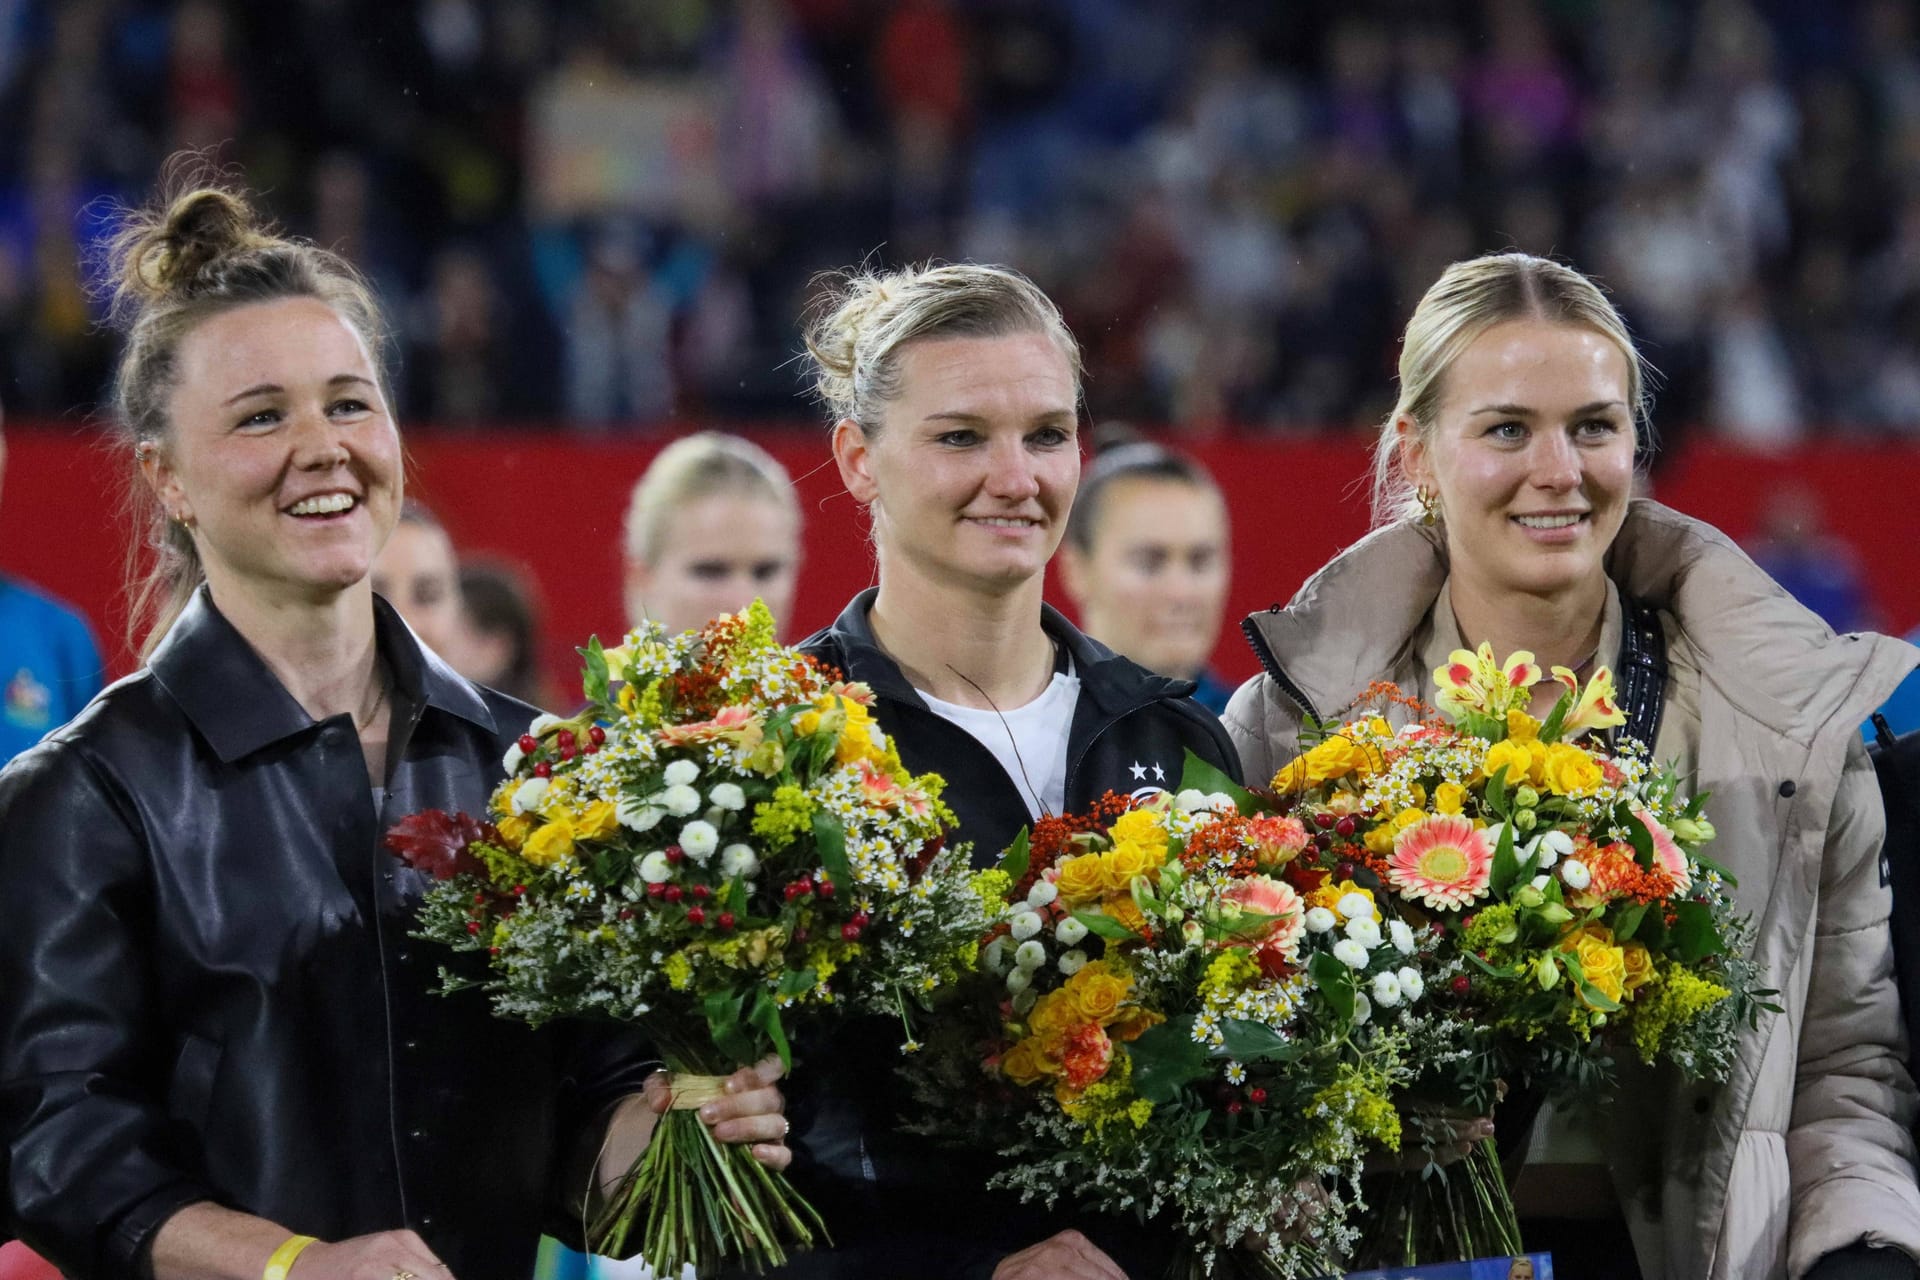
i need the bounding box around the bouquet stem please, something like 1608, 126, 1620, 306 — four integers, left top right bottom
1352, 1139, 1522, 1269
588, 1068, 826, 1275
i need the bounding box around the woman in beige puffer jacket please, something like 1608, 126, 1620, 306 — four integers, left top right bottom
1226, 253, 1920, 1280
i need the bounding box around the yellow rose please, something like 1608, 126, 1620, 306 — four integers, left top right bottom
1620, 942, 1656, 993
1393, 807, 1427, 832
495, 813, 535, 849
1506, 709, 1541, 742
574, 800, 620, 841
1056, 854, 1107, 904
1308, 734, 1374, 781
1434, 782, 1468, 815
522, 816, 576, 866
1069, 969, 1131, 1024
1572, 935, 1627, 1007
1001, 1037, 1055, 1086
1109, 809, 1169, 852
1107, 1005, 1164, 1043
1365, 825, 1397, 856
1542, 743, 1604, 797
1482, 740, 1535, 789
1027, 991, 1079, 1040
1103, 840, 1158, 892
1101, 893, 1147, 935
835, 698, 883, 766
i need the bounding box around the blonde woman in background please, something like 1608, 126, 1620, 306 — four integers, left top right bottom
1225, 253, 1920, 1280
622, 431, 801, 638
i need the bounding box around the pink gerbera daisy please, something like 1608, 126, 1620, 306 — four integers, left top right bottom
1634, 809, 1692, 893
1387, 815, 1494, 910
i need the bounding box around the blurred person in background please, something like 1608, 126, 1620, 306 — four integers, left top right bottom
1227, 252, 1920, 1280
0, 402, 104, 764
621, 431, 801, 639
1057, 431, 1233, 713
454, 557, 551, 710
368, 498, 464, 662
565, 227, 674, 428
0, 172, 791, 1280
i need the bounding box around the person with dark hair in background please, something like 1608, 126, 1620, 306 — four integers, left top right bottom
782, 261, 1242, 1280
1057, 429, 1234, 713
0, 170, 791, 1280
454, 557, 552, 710
0, 403, 104, 765
369, 498, 464, 662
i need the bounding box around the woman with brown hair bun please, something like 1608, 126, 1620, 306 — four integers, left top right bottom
0, 168, 790, 1280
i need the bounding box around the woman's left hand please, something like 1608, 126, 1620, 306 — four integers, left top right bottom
645, 1054, 792, 1171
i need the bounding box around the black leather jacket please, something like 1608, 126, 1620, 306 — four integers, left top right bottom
0, 590, 651, 1280
760, 592, 1241, 1279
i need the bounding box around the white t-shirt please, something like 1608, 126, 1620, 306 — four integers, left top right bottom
919, 671, 1081, 820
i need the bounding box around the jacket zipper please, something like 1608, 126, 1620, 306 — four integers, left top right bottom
1241, 611, 1319, 722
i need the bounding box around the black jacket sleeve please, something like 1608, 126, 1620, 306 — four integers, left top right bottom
0, 744, 216, 1280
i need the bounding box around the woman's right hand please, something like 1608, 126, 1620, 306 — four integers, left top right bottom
991, 1229, 1128, 1280
289, 1230, 452, 1280
1363, 1112, 1496, 1172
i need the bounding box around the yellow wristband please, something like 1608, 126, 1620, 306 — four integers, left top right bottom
263, 1234, 318, 1280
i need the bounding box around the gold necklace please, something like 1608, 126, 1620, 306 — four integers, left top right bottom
354, 664, 389, 734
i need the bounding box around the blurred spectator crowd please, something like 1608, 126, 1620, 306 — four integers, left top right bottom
3, 0, 1920, 440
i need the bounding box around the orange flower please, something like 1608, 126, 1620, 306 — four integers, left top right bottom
1059, 1023, 1115, 1092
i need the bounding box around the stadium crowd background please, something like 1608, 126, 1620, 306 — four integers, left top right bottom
1, 0, 1918, 688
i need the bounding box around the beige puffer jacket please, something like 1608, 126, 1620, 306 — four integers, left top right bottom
1223, 500, 1920, 1280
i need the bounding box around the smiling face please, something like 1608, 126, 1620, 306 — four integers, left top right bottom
144, 296, 401, 609
1060, 476, 1229, 679
833, 332, 1080, 598
625, 491, 801, 637
1403, 319, 1637, 607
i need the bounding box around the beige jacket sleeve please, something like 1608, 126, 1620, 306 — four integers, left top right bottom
1788, 737, 1920, 1275
1223, 674, 1303, 793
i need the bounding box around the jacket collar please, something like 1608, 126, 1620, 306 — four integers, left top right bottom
150, 586, 496, 763
820, 587, 1195, 717
1244, 499, 1919, 738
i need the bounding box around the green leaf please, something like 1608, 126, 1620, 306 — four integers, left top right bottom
1308, 950, 1356, 1023
1218, 1019, 1304, 1063
1538, 688, 1572, 743
746, 989, 793, 1074
1125, 1020, 1209, 1103
1613, 901, 1649, 943
703, 988, 757, 1066
1688, 847, 1739, 888
776, 967, 818, 1000
1000, 828, 1032, 885
1669, 900, 1724, 963
1625, 811, 1656, 868
812, 810, 852, 889
1490, 819, 1522, 897
580, 636, 611, 707
1073, 909, 1137, 941
1485, 763, 1511, 816
1176, 749, 1259, 814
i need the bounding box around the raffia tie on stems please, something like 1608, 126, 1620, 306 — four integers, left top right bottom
663, 1073, 731, 1111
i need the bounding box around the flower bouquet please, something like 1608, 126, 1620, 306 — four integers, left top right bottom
385, 602, 993, 1274
1264, 645, 1774, 1267
903, 766, 1471, 1279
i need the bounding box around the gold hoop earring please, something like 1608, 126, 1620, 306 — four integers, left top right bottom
1415, 485, 1439, 526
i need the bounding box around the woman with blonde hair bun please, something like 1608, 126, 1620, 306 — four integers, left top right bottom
760, 261, 1238, 1280
621, 430, 801, 638
0, 167, 790, 1280
1226, 252, 1920, 1280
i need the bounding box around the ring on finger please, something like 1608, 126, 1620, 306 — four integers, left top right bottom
779, 1116, 790, 1140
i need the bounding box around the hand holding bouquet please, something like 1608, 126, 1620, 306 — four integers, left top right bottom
386, 602, 993, 1274
906, 764, 1469, 1279
1267, 645, 1774, 1265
